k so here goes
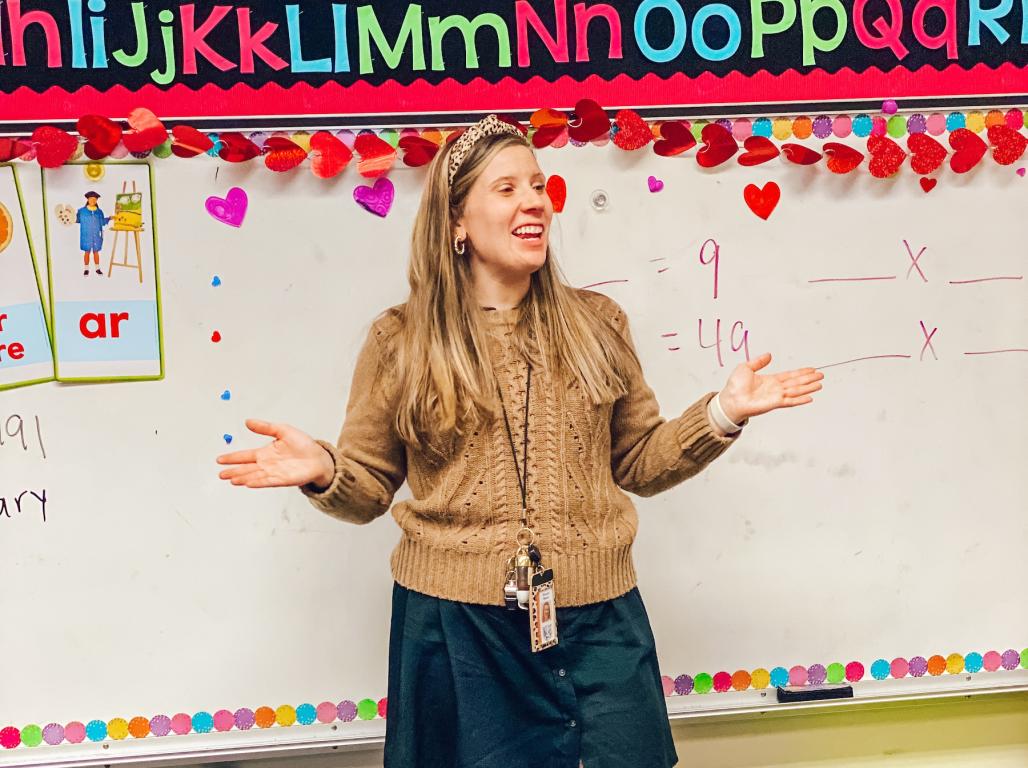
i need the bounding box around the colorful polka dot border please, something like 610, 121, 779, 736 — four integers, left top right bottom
3, 649, 1025, 748
660, 648, 1026, 698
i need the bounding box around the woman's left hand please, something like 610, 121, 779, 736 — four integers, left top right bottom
718, 353, 824, 424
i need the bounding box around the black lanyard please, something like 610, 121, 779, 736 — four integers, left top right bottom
497, 364, 531, 529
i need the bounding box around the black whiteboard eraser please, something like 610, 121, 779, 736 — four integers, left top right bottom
776, 685, 854, 703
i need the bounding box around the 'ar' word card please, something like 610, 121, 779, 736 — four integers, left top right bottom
0, 164, 54, 391
43, 162, 163, 381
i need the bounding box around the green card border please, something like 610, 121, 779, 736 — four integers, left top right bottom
0, 163, 56, 392
42, 160, 165, 384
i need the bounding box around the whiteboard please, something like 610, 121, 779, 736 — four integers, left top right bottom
2, 140, 1026, 766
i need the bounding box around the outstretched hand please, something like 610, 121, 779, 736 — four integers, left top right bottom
718, 353, 823, 424
216, 419, 334, 489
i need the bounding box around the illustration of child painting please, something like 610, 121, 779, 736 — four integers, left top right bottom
76, 191, 110, 277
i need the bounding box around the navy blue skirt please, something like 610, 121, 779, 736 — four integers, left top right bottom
384, 582, 678, 768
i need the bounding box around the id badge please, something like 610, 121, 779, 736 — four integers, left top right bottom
529, 569, 558, 653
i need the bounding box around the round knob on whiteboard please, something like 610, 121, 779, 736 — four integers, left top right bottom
590, 189, 609, 211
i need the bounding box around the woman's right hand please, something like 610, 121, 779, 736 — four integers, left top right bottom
216, 419, 335, 490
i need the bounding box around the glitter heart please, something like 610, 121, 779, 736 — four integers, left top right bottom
171, 125, 214, 158
823, 143, 864, 174
948, 128, 987, 174
743, 182, 780, 220
77, 114, 122, 160
653, 121, 696, 157
567, 99, 609, 143
121, 107, 167, 153
737, 136, 780, 166
32, 125, 78, 168
647, 175, 664, 193
545, 175, 566, 213
986, 125, 1027, 166
353, 177, 395, 217
263, 136, 307, 172
205, 187, 248, 227
353, 133, 397, 178
866, 135, 907, 178
612, 109, 652, 151
920, 178, 937, 193
907, 133, 947, 175
696, 124, 738, 168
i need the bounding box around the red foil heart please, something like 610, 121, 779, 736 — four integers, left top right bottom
907, 133, 947, 175
696, 124, 738, 168
781, 143, 822, 165
310, 131, 353, 177
353, 133, 397, 178
986, 125, 1028, 166
545, 174, 567, 213
171, 125, 214, 158
218, 132, 261, 163
263, 136, 307, 172
32, 125, 78, 168
398, 135, 438, 168
867, 136, 907, 178
77, 114, 122, 159
611, 109, 652, 151
823, 143, 864, 174
743, 182, 781, 220
122, 107, 168, 153
530, 108, 568, 149
653, 121, 696, 157
737, 136, 780, 166
567, 99, 609, 143
948, 128, 987, 174
0, 137, 33, 162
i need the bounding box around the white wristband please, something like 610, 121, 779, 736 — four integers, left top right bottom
709, 392, 744, 435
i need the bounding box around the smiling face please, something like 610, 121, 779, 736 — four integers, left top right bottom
454, 144, 553, 287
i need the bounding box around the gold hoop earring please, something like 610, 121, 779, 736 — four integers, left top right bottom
454, 236, 466, 255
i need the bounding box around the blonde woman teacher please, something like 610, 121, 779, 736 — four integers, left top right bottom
217, 115, 824, 768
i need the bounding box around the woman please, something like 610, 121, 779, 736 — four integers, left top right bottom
216, 115, 823, 767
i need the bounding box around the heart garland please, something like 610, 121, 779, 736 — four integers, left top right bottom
653, 121, 696, 157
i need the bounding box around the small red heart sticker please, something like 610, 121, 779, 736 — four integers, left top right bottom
919, 178, 937, 193
545, 175, 567, 213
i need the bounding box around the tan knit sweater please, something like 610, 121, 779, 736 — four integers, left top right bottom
302, 290, 740, 606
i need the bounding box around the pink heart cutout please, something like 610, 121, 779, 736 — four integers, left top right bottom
353, 177, 395, 217
1018, 167, 1026, 177
206, 187, 248, 227
647, 175, 664, 193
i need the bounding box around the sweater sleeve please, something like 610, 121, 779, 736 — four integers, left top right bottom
300, 322, 407, 524
609, 306, 740, 498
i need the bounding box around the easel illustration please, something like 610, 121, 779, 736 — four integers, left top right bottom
106, 181, 146, 284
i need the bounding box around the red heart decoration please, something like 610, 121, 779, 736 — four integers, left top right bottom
611, 109, 652, 151
782, 143, 822, 165
32, 125, 78, 168
696, 124, 738, 168
310, 131, 353, 177
211, 331, 222, 343
0, 137, 33, 162
530, 108, 568, 149
987, 124, 1028, 166
218, 132, 261, 163
867, 136, 907, 178
653, 121, 696, 157
567, 99, 609, 143
170, 125, 214, 158
121, 107, 168, 153
948, 128, 987, 174
737, 135, 780, 166
743, 182, 780, 220
398, 135, 438, 168
77, 114, 122, 160
823, 143, 864, 174
353, 133, 397, 178
545, 174, 567, 213
920, 178, 937, 193
907, 133, 947, 175
263, 136, 307, 172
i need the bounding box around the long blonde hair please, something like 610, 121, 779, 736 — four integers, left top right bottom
392, 130, 637, 457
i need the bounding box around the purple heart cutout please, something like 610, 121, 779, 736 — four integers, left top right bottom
353, 177, 395, 218
206, 187, 248, 227
647, 175, 664, 193
1017, 167, 1026, 177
